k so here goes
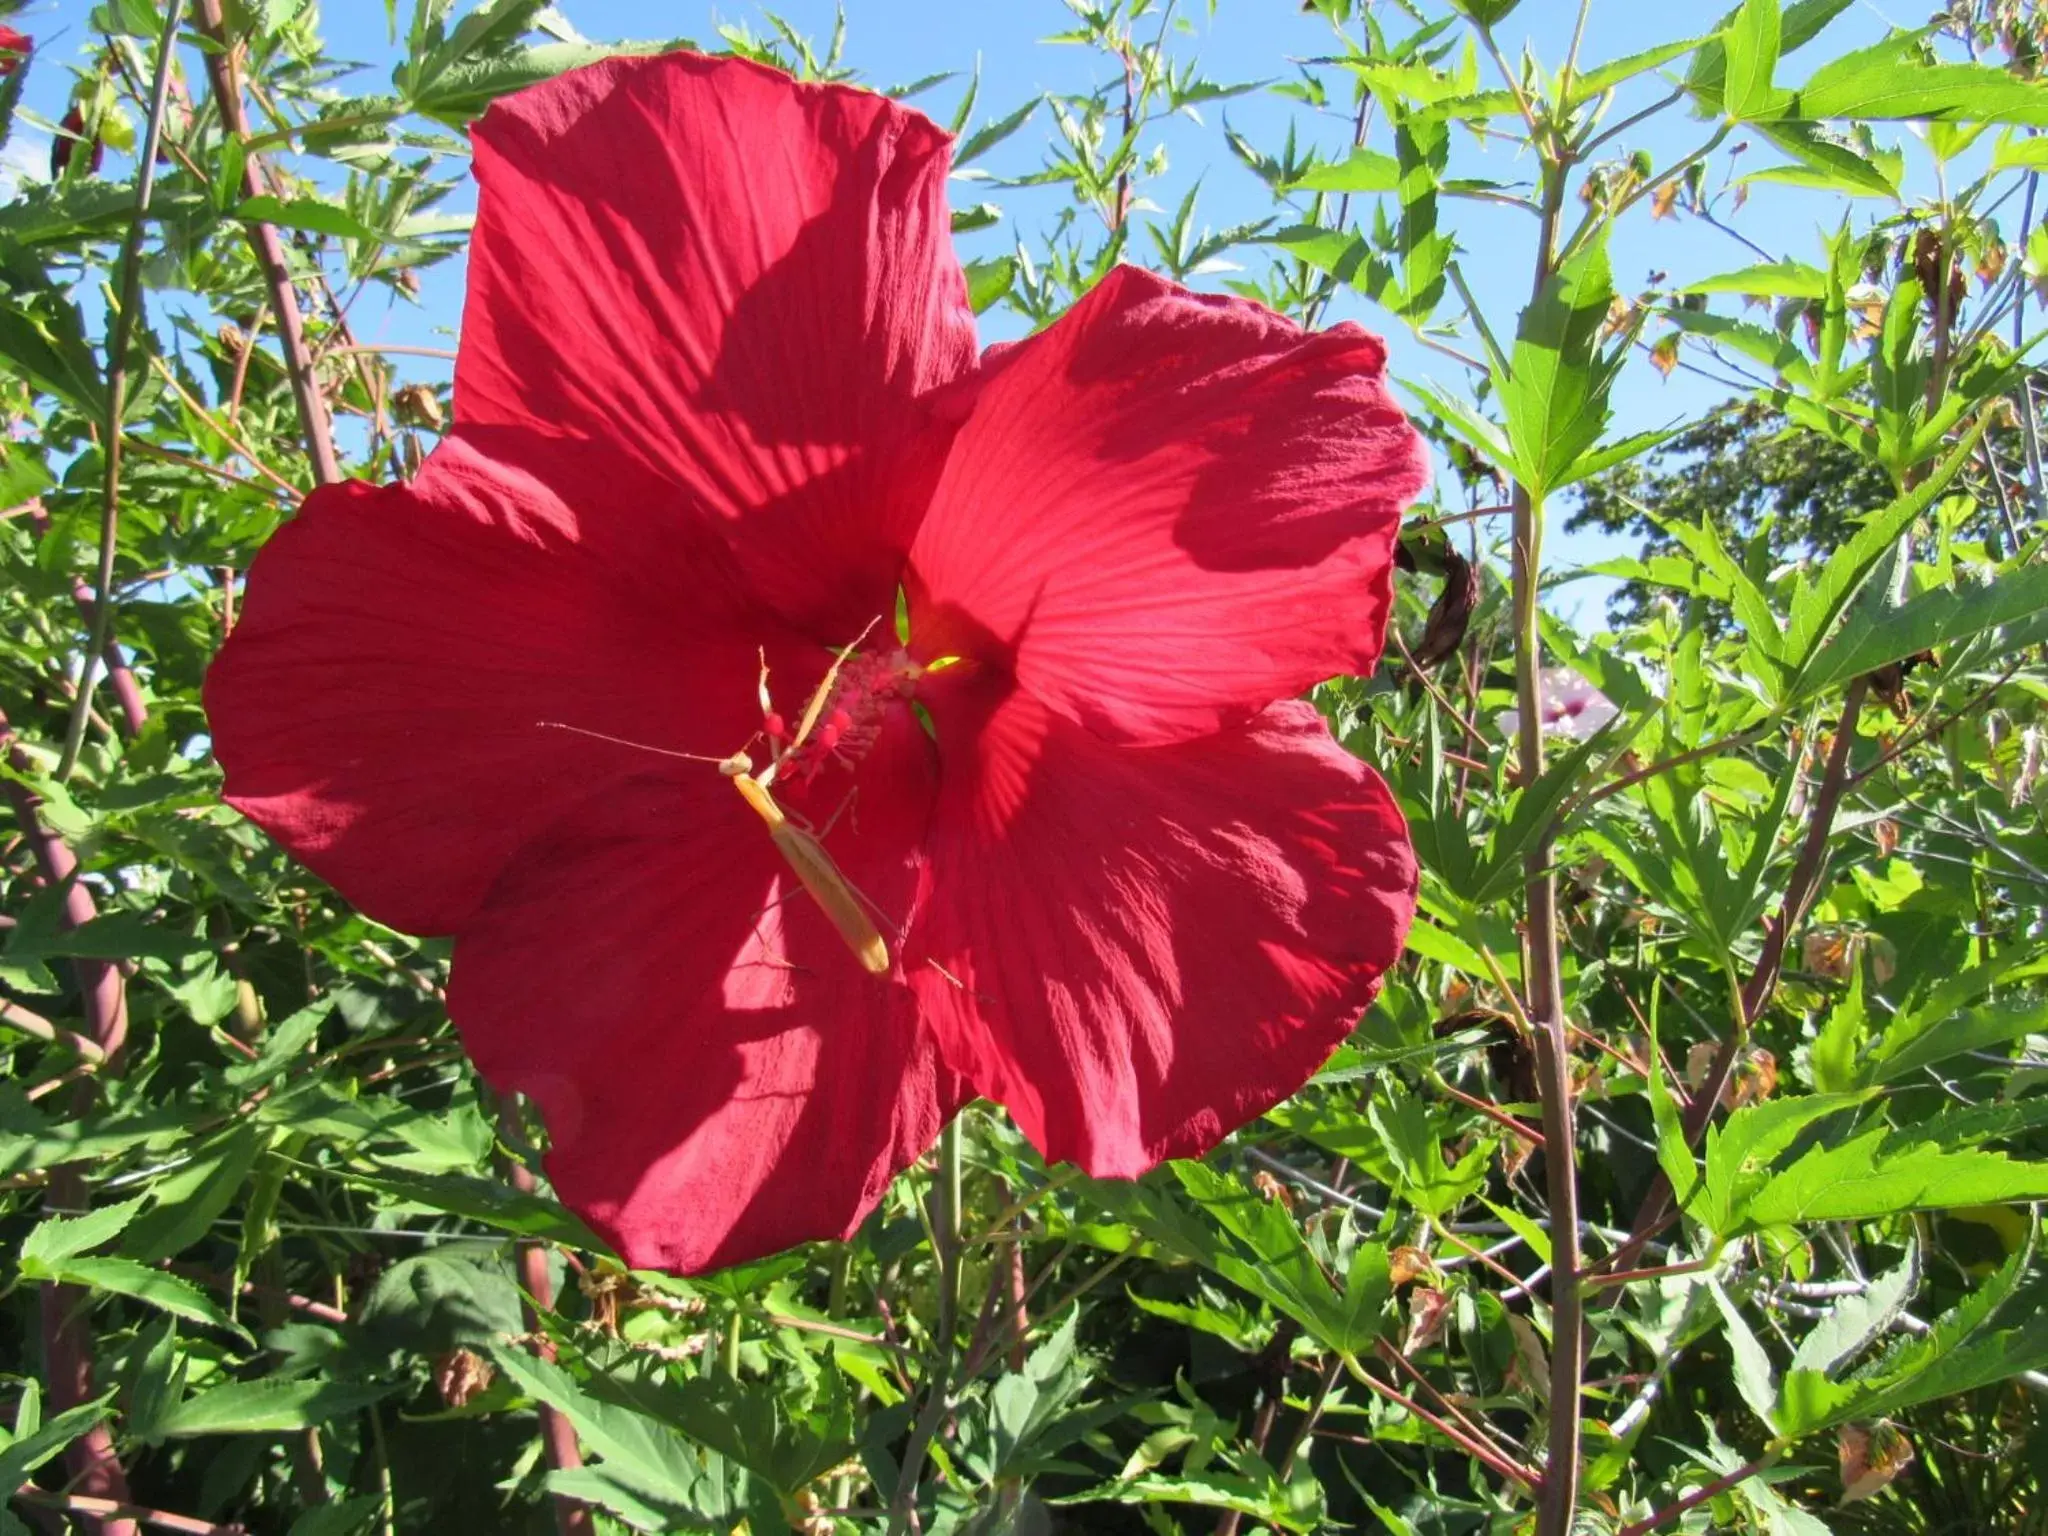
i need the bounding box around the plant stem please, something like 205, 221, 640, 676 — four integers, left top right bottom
2, 707, 137, 1536
9, 1488, 235, 1536
1512, 151, 1585, 1536
888, 1119, 964, 1536
1615, 1451, 1782, 1536
1602, 681, 1871, 1279
496, 1099, 594, 1536
193, 0, 341, 489
55, 0, 183, 782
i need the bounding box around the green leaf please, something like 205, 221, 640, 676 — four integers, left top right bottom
1401, 376, 1514, 465
1169, 1162, 1350, 1332
1721, 0, 1782, 118
1780, 412, 1990, 682
49, 1257, 249, 1338
490, 1348, 707, 1505
1869, 993, 2048, 1085
333, 1168, 604, 1248
235, 195, 410, 246
1568, 37, 1706, 104
954, 96, 1040, 168
1499, 233, 1622, 499
2, 909, 209, 964
1687, 0, 1855, 113
1746, 120, 1902, 198
1786, 1245, 1917, 1381
0, 1395, 115, 1491
0, 291, 106, 413
1056, 1467, 1323, 1533
1647, 1035, 1701, 1212
1659, 309, 1811, 378
1366, 1090, 1492, 1219
1444, 0, 1521, 23
963, 256, 1015, 315
1709, 1280, 1780, 1433
544, 1469, 709, 1534
1782, 40, 2048, 124
1470, 709, 1642, 904
155, 1377, 393, 1438
1796, 562, 2048, 704
1702, 1095, 1863, 1235
19, 1195, 147, 1271
1743, 1133, 2048, 1228
1681, 261, 1828, 299
1285, 148, 1401, 193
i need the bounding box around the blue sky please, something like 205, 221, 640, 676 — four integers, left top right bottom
14, 0, 1932, 615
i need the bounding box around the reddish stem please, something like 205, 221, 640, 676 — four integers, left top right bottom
1605, 681, 1870, 1277
1614, 1454, 1777, 1536
192, 0, 341, 489
497, 1101, 594, 1536
68, 585, 147, 738
3, 711, 136, 1536
10, 1486, 238, 1536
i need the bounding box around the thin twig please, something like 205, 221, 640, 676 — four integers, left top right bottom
1615, 1452, 1781, 1536
1604, 681, 1871, 1279
55, 0, 184, 782
1339, 1356, 1541, 1492
194, 0, 341, 488
0, 1000, 109, 1064
10, 1488, 240, 1536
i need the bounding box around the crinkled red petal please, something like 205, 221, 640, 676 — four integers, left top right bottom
912, 685, 1416, 1175
460, 51, 979, 640
907, 265, 1427, 745
205, 429, 765, 935
450, 705, 962, 1274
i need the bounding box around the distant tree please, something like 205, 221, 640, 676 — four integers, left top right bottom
1566, 398, 1896, 627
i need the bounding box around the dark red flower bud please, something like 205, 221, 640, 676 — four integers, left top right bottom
51, 104, 103, 179
1408, 547, 1478, 669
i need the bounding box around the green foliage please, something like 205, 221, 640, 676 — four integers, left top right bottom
2, 2, 2047, 1535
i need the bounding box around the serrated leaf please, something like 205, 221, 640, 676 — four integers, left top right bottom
489, 1348, 704, 1505
19, 1195, 147, 1271
1681, 261, 1828, 299
1499, 234, 1622, 499
1285, 148, 1400, 193
1744, 1133, 2048, 1228
1709, 1280, 1781, 1432
0, 1395, 115, 1491
1787, 1245, 1917, 1380
1796, 562, 2048, 704
1781, 40, 2048, 124
155, 1377, 393, 1438
963, 255, 1014, 315
50, 1257, 248, 1338
955, 96, 1039, 168
1781, 413, 1989, 681
1722, 0, 1782, 118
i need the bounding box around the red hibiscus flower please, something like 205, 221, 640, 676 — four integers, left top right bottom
205, 52, 1425, 1274
0, 27, 29, 77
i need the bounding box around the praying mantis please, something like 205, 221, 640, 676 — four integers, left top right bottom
542, 621, 893, 975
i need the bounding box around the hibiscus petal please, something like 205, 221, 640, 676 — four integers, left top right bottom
907, 265, 1427, 744
460, 51, 979, 639
206, 430, 765, 936
912, 685, 1416, 1175
449, 709, 962, 1274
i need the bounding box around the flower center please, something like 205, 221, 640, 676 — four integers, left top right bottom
768, 645, 926, 786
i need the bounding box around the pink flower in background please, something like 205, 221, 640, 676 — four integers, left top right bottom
1500, 668, 1617, 743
